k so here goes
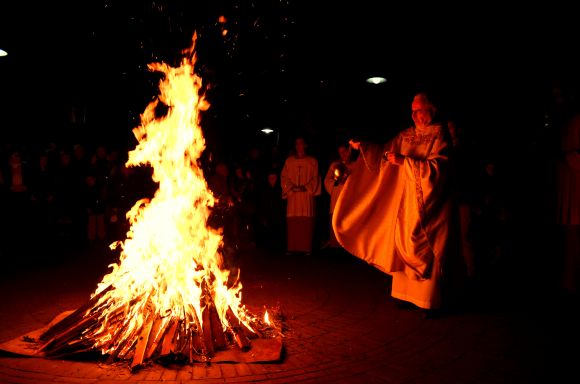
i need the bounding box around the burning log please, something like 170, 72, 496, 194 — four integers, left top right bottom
31, 280, 265, 367
39, 284, 112, 343
131, 318, 154, 369
160, 319, 178, 356
208, 304, 227, 349
201, 305, 215, 357
145, 317, 171, 359
226, 308, 251, 351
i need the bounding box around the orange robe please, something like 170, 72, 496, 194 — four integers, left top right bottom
333, 124, 462, 309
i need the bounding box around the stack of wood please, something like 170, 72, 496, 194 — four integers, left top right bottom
35, 282, 261, 370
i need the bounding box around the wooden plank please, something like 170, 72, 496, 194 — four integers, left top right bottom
112, 325, 140, 360
201, 305, 215, 357
39, 315, 97, 355
190, 325, 206, 360
226, 308, 255, 337
231, 327, 251, 351
130, 318, 154, 370
225, 308, 251, 351
160, 319, 178, 356
209, 304, 227, 350
145, 317, 168, 359
39, 285, 113, 341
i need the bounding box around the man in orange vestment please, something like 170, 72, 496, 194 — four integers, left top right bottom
333, 92, 465, 313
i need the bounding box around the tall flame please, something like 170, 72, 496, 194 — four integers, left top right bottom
85, 35, 254, 354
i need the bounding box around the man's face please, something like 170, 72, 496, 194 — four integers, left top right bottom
268, 174, 278, 186
411, 93, 436, 128
412, 107, 434, 128
295, 138, 306, 154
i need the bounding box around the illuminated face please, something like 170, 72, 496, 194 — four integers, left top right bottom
295, 138, 306, 155
268, 173, 278, 186
411, 93, 436, 129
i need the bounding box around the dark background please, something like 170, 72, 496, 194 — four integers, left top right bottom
1, 0, 578, 159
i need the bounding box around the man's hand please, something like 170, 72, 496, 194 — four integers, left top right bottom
385, 152, 405, 165
349, 140, 361, 151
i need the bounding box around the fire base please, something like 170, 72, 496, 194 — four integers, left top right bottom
0, 310, 283, 366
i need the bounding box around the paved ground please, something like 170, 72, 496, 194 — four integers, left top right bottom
0, 238, 578, 383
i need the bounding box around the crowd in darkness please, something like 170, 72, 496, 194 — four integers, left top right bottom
0, 120, 522, 277
0, 138, 292, 262
0, 80, 578, 303
0, 141, 154, 259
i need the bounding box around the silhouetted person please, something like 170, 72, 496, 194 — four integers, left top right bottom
255, 168, 286, 251
553, 92, 580, 299
29, 152, 57, 251
2, 149, 32, 256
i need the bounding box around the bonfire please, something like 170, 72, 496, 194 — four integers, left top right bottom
2, 35, 282, 370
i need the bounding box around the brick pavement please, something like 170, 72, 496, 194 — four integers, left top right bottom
0, 242, 578, 383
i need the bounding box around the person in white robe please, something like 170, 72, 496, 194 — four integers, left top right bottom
281, 136, 322, 254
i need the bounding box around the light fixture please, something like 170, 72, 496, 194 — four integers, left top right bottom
261, 128, 274, 134
366, 76, 387, 85
0, 49, 7, 57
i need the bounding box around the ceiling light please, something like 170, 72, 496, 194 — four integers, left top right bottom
366, 76, 387, 85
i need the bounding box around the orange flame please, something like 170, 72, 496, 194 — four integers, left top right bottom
264, 310, 271, 326
84, 35, 255, 354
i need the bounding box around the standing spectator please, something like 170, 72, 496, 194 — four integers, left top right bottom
105, 162, 140, 244
53, 149, 79, 242
71, 143, 91, 243
554, 94, 580, 299
229, 163, 257, 248
447, 117, 485, 283
29, 152, 57, 249
83, 170, 107, 244
207, 161, 237, 268
2, 149, 32, 255
281, 135, 322, 255
255, 167, 286, 251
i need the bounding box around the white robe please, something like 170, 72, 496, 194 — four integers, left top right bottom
281, 155, 321, 217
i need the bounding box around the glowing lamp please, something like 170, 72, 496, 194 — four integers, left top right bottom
366, 76, 387, 85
